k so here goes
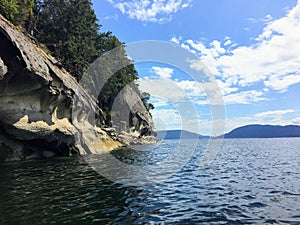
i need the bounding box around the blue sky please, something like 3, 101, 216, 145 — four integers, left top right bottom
91, 0, 300, 135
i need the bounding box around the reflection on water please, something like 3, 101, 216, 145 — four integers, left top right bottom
0, 139, 300, 224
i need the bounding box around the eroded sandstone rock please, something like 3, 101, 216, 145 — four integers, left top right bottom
0, 16, 121, 161
111, 86, 158, 145
0, 15, 158, 162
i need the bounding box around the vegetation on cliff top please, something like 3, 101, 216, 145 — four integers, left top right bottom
0, 0, 147, 123
0, 0, 34, 29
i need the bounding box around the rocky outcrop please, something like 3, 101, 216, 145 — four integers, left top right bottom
0, 15, 158, 162
112, 86, 158, 145
0, 16, 123, 161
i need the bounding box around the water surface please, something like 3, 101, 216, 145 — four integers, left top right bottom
0, 138, 300, 224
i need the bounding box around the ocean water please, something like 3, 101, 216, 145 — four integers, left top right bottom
0, 138, 300, 224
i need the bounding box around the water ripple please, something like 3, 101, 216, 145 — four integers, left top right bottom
0, 139, 300, 224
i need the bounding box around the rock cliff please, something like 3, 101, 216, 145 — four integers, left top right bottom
0, 15, 157, 162
112, 86, 157, 145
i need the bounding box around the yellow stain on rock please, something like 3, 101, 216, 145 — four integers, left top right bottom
14, 108, 76, 135
14, 108, 122, 154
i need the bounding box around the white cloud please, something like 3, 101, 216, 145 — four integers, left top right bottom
224, 90, 266, 104
186, 39, 226, 58
138, 77, 187, 101
129, 2, 300, 134
176, 80, 202, 96
217, 79, 238, 95
140, 75, 264, 106
101, 14, 119, 21
139, 76, 300, 134
182, 1, 192, 8
140, 76, 264, 106
108, 0, 192, 23
150, 97, 171, 107
264, 73, 300, 92
248, 17, 258, 23
152, 109, 182, 130
180, 43, 196, 54
175, 0, 300, 93
249, 14, 274, 24
261, 14, 273, 23
248, 14, 274, 26
209, 40, 226, 56
224, 39, 232, 46
152, 66, 174, 78
255, 109, 295, 118
170, 36, 180, 44
290, 117, 300, 124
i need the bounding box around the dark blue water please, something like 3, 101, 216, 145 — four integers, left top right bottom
0, 138, 300, 224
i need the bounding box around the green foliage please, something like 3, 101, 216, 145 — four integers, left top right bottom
0, 0, 19, 21
15, 0, 34, 28
35, 0, 100, 79
0, 0, 34, 30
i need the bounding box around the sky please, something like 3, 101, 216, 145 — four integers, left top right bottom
91, 0, 300, 135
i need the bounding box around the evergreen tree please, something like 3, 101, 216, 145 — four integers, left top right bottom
35, 0, 100, 80
0, 0, 19, 21
0, 0, 34, 30
15, 0, 34, 29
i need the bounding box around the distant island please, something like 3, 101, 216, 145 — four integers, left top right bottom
157, 130, 209, 139
222, 124, 300, 138
158, 125, 300, 140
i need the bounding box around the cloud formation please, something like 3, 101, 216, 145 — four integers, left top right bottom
152, 66, 174, 78
171, 0, 300, 93
107, 0, 192, 23
255, 109, 295, 118
134, 1, 300, 133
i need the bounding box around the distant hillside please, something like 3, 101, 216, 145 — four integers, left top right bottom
157, 125, 300, 140
157, 130, 209, 139
224, 125, 300, 138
